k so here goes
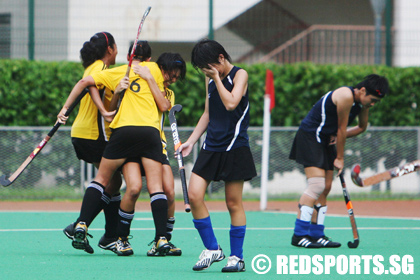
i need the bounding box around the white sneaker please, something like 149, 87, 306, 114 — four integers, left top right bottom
192, 246, 225, 271
222, 256, 246, 272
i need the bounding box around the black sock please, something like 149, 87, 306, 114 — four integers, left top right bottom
166, 217, 175, 241
104, 193, 121, 238
77, 181, 111, 227
150, 192, 168, 242
117, 208, 134, 238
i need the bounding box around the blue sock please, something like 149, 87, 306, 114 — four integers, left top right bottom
193, 216, 218, 250
230, 225, 246, 259
309, 223, 325, 239
294, 219, 310, 236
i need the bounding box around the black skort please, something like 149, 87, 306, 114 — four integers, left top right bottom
102, 126, 162, 163
289, 129, 336, 170
72, 137, 107, 164
192, 146, 257, 182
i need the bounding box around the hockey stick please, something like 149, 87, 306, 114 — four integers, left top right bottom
351, 161, 420, 187
339, 173, 360, 248
168, 104, 191, 212
117, 6, 151, 109
0, 89, 88, 187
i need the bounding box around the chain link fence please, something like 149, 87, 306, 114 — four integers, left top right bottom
1, 126, 419, 200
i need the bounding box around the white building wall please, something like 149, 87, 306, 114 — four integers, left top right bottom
394, 0, 420, 66
68, 0, 260, 63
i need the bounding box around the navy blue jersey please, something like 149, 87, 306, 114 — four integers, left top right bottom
300, 87, 361, 144
203, 66, 250, 152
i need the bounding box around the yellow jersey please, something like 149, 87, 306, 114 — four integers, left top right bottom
91, 61, 164, 131
71, 60, 113, 140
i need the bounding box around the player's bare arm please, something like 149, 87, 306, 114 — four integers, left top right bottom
87, 85, 116, 123
179, 79, 210, 157
132, 63, 170, 112
57, 76, 96, 124
347, 106, 369, 138
203, 65, 248, 111
332, 87, 354, 173
109, 76, 130, 111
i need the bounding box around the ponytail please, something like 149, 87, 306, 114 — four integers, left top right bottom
80, 32, 115, 68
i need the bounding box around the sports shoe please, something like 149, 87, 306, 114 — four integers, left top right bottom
192, 246, 225, 271
71, 222, 94, 254
114, 237, 134, 256
291, 234, 322, 248
313, 236, 341, 248
166, 242, 182, 256
98, 234, 118, 252
221, 256, 246, 272
63, 222, 75, 240
147, 237, 171, 256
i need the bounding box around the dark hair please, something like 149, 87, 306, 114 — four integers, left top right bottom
128, 40, 152, 61
355, 74, 389, 98
191, 39, 231, 69
156, 52, 187, 81
80, 32, 115, 68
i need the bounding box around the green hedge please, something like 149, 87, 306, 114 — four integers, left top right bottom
1, 59, 419, 127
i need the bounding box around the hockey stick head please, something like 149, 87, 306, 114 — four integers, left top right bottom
170, 104, 183, 114
168, 104, 183, 126
0, 175, 12, 187
351, 164, 364, 187
348, 239, 359, 248
169, 104, 184, 153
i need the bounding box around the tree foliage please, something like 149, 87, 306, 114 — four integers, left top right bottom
1, 59, 419, 127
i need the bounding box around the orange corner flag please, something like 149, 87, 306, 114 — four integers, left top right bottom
265, 69, 275, 112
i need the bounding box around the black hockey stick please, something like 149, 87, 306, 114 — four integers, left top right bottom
351, 161, 420, 187
339, 173, 360, 248
0, 89, 88, 187
168, 104, 191, 212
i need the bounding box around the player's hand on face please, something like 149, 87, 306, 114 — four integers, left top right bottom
132, 64, 152, 80
201, 64, 219, 80
57, 107, 69, 124
177, 142, 193, 157
334, 158, 344, 176
115, 76, 129, 94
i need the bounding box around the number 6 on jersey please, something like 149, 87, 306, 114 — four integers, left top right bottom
169, 104, 191, 212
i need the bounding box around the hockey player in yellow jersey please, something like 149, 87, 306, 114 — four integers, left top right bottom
61, 32, 123, 254
58, 44, 186, 256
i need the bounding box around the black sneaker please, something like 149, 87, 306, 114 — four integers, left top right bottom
71, 222, 94, 254
291, 234, 322, 248
312, 236, 341, 248
166, 242, 182, 256
98, 234, 118, 252
63, 223, 75, 240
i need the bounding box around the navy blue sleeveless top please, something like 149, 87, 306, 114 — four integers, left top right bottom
203, 66, 250, 152
300, 87, 361, 144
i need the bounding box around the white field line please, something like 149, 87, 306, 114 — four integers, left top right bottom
265, 211, 420, 220
1, 210, 420, 221
0, 227, 420, 232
